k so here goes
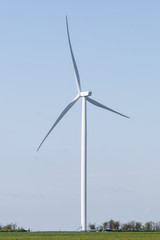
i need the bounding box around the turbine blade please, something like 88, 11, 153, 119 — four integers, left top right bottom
37, 95, 80, 151
87, 97, 130, 119
66, 16, 82, 93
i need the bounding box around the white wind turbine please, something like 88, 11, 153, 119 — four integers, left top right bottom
37, 17, 129, 231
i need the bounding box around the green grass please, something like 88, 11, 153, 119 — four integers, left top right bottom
0, 231, 160, 240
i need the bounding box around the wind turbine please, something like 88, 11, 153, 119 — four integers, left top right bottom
37, 17, 129, 231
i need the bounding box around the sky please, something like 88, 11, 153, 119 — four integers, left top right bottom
0, 0, 160, 231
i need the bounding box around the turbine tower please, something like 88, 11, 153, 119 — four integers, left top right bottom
37, 17, 129, 231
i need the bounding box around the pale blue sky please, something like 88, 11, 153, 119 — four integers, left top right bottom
0, 0, 160, 231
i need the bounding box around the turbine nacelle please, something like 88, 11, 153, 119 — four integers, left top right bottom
80, 91, 92, 97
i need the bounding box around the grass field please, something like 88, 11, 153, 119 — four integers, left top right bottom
0, 232, 160, 240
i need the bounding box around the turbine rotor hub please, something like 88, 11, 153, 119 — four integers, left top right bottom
80, 91, 92, 97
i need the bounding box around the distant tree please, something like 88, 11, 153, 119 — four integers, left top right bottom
121, 223, 129, 231
144, 222, 150, 231
109, 219, 114, 230
156, 222, 160, 231
135, 222, 142, 231
129, 221, 135, 231
152, 222, 156, 231
113, 221, 120, 230
88, 223, 96, 231
103, 221, 109, 231
3, 224, 12, 231
144, 221, 155, 231
12, 223, 17, 231
121, 221, 135, 231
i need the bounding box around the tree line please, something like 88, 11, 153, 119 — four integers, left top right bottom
89, 220, 160, 232
0, 223, 29, 232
